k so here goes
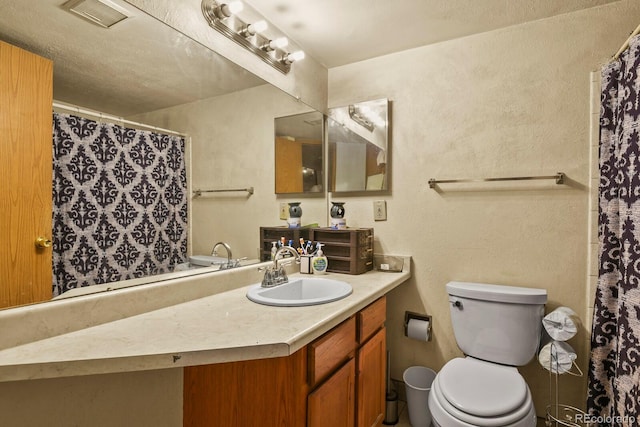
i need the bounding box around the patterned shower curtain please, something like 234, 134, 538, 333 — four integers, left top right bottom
52, 112, 188, 296
588, 35, 640, 423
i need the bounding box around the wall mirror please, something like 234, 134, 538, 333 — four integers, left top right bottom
274, 111, 324, 194
327, 98, 389, 193
0, 0, 324, 307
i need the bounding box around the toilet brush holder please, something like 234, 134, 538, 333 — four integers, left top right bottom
383, 390, 399, 425
382, 350, 398, 425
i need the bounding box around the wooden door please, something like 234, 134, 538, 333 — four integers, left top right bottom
357, 328, 386, 427
275, 136, 303, 193
0, 40, 53, 308
308, 358, 356, 427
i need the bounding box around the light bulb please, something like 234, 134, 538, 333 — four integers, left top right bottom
216, 1, 243, 19
262, 37, 288, 51
289, 51, 305, 62
240, 19, 268, 37
251, 20, 268, 33
282, 50, 305, 64
272, 37, 288, 49
227, 1, 243, 14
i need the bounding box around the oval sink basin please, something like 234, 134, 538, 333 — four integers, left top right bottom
246, 277, 352, 307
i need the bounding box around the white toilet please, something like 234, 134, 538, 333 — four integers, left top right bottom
428, 281, 547, 427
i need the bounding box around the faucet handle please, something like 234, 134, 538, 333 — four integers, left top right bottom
261, 269, 276, 287
278, 266, 288, 283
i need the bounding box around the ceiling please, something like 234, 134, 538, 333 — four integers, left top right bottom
0, 0, 265, 116
0, 0, 621, 116
247, 0, 621, 67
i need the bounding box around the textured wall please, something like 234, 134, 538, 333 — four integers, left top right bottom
327, 0, 640, 416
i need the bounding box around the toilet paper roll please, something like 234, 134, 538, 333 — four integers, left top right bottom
542, 306, 581, 341
538, 340, 577, 374
407, 318, 430, 341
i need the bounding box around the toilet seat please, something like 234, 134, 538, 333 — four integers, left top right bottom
430, 357, 534, 427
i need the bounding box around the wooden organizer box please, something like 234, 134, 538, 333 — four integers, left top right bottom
310, 228, 374, 275
259, 226, 314, 261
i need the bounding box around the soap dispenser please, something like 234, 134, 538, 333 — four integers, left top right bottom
270, 242, 278, 260
312, 243, 328, 274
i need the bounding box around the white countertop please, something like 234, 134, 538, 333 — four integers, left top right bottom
0, 264, 410, 382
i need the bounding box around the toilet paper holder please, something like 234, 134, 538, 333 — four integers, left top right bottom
404, 311, 432, 341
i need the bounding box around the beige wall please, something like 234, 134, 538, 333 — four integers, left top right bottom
327, 0, 640, 416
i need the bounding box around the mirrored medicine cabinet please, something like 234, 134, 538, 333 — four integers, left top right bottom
274, 98, 390, 195
327, 98, 389, 193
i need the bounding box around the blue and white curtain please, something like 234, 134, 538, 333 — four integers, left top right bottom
52, 112, 188, 296
588, 35, 640, 424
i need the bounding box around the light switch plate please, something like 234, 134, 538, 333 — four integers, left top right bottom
279, 203, 288, 220
373, 200, 387, 221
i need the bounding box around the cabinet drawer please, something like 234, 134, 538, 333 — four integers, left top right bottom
357, 297, 386, 344
308, 316, 357, 387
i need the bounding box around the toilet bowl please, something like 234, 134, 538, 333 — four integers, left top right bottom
428, 357, 536, 427
426, 282, 546, 427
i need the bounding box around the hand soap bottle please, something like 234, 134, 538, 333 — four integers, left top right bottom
312, 243, 328, 274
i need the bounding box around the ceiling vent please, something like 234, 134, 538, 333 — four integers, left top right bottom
62, 0, 130, 28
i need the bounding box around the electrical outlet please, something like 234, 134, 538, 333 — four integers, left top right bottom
279, 203, 289, 220
373, 200, 387, 221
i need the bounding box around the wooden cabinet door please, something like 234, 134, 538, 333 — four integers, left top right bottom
184, 349, 308, 427
357, 327, 386, 427
308, 358, 356, 427
0, 40, 53, 308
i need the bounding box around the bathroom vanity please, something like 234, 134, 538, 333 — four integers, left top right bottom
0, 257, 410, 426
184, 296, 387, 427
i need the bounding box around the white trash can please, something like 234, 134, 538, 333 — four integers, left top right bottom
403, 366, 437, 427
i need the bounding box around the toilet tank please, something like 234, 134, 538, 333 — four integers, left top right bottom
447, 281, 547, 366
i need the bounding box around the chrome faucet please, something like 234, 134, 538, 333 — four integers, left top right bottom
211, 241, 233, 269
261, 246, 300, 288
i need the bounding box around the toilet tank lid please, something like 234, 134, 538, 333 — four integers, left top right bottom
446, 281, 547, 304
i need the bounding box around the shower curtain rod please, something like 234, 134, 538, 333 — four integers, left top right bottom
52, 101, 187, 137
612, 22, 640, 60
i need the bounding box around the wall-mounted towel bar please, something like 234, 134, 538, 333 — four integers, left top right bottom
193, 187, 254, 197
428, 172, 565, 189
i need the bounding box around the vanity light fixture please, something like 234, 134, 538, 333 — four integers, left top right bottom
201, 0, 304, 74
348, 105, 375, 132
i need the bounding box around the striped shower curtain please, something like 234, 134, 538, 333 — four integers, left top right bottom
52, 112, 188, 296
588, 35, 640, 424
